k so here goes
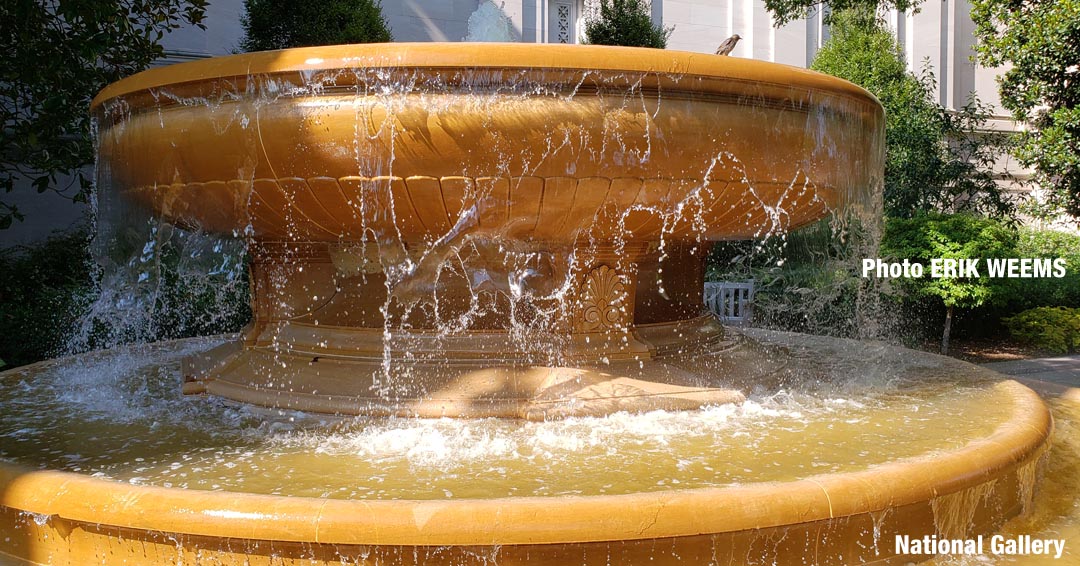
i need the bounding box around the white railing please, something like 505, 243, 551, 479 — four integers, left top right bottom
704, 280, 755, 324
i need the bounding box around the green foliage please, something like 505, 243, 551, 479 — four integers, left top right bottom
711, 215, 1077, 346
241, 0, 392, 51
971, 0, 1080, 217
810, 9, 1012, 219
944, 227, 1080, 319
584, 0, 671, 49
1005, 228, 1080, 310
750, 261, 865, 337
764, 0, 921, 26
0, 230, 94, 368
0, 0, 208, 229
877, 224, 1079, 346
881, 213, 1019, 352
1004, 307, 1080, 354
881, 213, 1018, 309
0, 229, 251, 370
708, 218, 875, 339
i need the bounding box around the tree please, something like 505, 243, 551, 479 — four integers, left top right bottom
0, 0, 208, 229
764, 0, 921, 26
240, 0, 392, 52
811, 8, 1011, 219
881, 213, 1018, 354
584, 0, 671, 49
970, 0, 1080, 217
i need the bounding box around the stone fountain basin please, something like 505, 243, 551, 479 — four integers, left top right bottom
91, 43, 882, 242
0, 335, 1053, 565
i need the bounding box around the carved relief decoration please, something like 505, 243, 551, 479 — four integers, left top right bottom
576, 265, 627, 333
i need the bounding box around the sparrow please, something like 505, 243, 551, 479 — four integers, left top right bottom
715, 34, 741, 56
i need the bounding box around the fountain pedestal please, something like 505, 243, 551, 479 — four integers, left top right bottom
182, 240, 748, 418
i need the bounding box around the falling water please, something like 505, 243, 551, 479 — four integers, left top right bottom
82, 53, 884, 401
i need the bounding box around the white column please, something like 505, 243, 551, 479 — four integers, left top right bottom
732, 0, 751, 57
773, 10, 807, 66
939, 0, 951, 107
753, 0, 774, 60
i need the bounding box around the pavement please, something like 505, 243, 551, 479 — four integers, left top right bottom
981, 354, 1080, 389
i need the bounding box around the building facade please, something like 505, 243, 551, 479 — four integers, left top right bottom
159, 0, 1007, 117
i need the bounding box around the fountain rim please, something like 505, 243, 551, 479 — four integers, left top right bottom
89, 42, 882, 112
0, 352, 1051, 546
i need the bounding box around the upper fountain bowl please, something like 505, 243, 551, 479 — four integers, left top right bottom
91, 43, 884, 243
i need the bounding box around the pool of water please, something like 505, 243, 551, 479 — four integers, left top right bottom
931, 392, 1080, 566
0, 333, 1019, 500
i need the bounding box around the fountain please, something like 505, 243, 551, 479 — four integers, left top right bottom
0, 43, 1059, 565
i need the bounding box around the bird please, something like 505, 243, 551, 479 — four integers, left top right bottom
715, 34, 741, 56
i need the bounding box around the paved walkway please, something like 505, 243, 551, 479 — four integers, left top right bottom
981, 354, 1080, 388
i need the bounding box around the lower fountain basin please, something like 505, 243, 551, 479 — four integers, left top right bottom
0, 331, 1052, 565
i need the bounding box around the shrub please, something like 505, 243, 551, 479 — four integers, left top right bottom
0, 228, 251, 370
880, 213, 1018, 353
0, 0, 208, 229
241, 0, 392, 51
874, 224, 1079, 346
584, 0, 671, 49
1004, 307, 1080, 354
0, 229, 97, 368
811, 8, 1012, 219
707, 217, 877, 339
1004, 227, 1080, 310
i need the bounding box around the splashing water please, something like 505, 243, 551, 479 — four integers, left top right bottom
0, 331, 1020, 500
84, 50, 884, 406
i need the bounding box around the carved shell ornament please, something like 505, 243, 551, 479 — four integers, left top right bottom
577, 265, 627, 333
